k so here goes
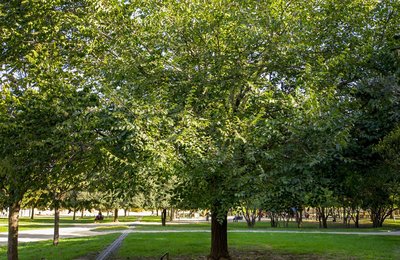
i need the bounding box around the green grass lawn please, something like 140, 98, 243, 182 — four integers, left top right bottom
0, 222, 399, 259
117, 232, 400, 259
91, 225, 130, 232
139, 215, 165, 222
133, 219, 400, 233
0, 233, 119, 260
0, 215, 139, 224
0, 216, 140, 232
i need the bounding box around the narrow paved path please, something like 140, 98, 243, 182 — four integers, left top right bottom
96, 231, 130, 260
0, 223, 132, 246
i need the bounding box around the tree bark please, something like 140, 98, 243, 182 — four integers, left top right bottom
72, 209, 76, 221
317, 207, 328, 228
53, 201, 60, 246
354, 209, 360, 228
30, 206, 35, 220
243, 207, 256, 228
113, 208, 119, 222
170, 207, 174, 221
296, 208, 303, 228
161, 208, 167, 226
8, 201, 21, 260
209, 210, 230, 260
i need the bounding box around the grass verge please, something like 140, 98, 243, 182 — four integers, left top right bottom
0, 233, 119, 260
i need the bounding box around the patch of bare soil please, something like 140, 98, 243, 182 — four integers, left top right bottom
73, 251, 100, 260
112, 249, 347, 260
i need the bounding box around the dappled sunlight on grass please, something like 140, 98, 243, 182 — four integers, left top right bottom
118, 232, 400, 259
0, 233, 119, 260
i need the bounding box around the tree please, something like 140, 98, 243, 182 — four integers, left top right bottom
0, 0, 101, 258
94, 1, 400, 258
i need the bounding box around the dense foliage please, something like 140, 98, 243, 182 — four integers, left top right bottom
1, 0, 399, 259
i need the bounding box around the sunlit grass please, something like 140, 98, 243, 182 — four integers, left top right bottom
91, 225, 130, 232
0, 215, 140, 233
0, 234, 119, 260
118, 232, 400, 259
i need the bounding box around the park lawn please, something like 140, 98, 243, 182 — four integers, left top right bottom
134, 222, 211, 230
91, 225, 130, 232
227, 219, 400, 232
0, 233, 119, 260
0, 215, 139, 224
0, 215, 140, 232
139, 215, 166, 222
132, 219, 400, 233
117, 232, 400, 259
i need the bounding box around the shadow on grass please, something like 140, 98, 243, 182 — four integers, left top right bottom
0, 233, 119, 260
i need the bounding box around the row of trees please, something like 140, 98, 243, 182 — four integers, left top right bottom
1, 0, 399, 259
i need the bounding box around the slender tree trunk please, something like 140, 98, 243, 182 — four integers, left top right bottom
113, 208, 119, 222
243, 207, 256, 228
317, 207, 328, 228
30, 206, 35, 220
208, 210, 230, 260
124, 208, 127, 217
257, 209, 262, 222
296, 209, 303, 228
354, 209, 360, 228
72, 209, 76, 221
81, 210, 84, 219
170, 207, 174, 221
161, 208, 167, 226
8, 201, 21, 260
53, 201, 60, 246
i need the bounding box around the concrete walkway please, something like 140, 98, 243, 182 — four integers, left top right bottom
0, 223, 133, 246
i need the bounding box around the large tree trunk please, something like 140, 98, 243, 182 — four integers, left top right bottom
209, 210, 230, 260
161, 208, 167, 226
8, 201, 21, 260
53, 201, 60, 246
113, 208, 119, 222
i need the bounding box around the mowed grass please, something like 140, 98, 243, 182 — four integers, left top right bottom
0, 215, 139, 232
139, 215, 165, 222
92, 225, 130, 232
133, 218, 400, 233
117, 232, 400, 259
0, 233, 119, 260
